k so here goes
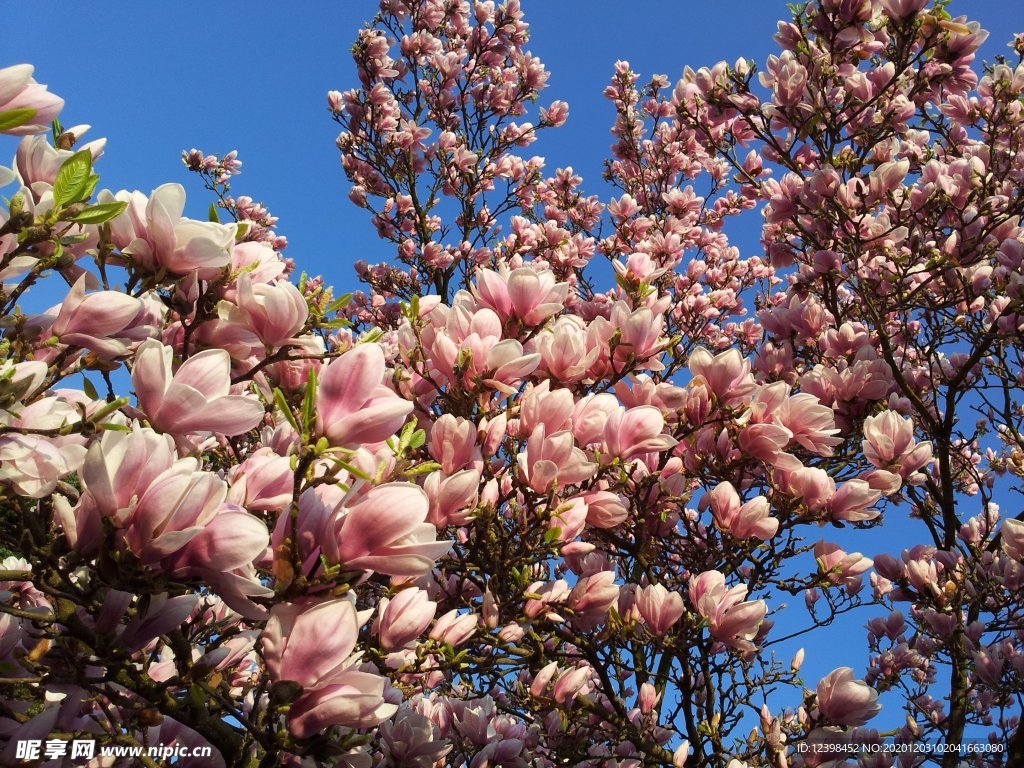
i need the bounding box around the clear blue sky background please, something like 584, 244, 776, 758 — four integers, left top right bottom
4, 0, 1024, 738
5, 0, 1019, 279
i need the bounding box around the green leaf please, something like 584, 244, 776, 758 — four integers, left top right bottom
80, 174, 100, 202
397, 420, 415, 447
403, 461, 441, 476
50, 118, 64, 145
318, 318, 352, 329
69, 201, 128, 225
301, 367, 318, 434
272, 388, 299, 431
0, 108, 38, 133
52, 150, 94, 208
408, 428, 426, 450
81, 376, 99, 400
323, 292, 352, 314
208, 202, 220, 223
98, 422, 132, 432
93, 396, 129, 418
329, 458, 372, 482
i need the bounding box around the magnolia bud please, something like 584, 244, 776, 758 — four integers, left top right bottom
672, 741, 690, 767
804, 588, 819, 610
638, 682, 660, 714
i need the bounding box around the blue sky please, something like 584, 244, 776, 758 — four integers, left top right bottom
4, 0, 1024, 740
5, 0, 1022, 283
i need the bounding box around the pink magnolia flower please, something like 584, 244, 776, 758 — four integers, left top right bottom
530, 661, 560, 699
0, 393, 88, 498
551, 665, 593, 705
118, 594, 199, 653
689, 570, 767, 652
602, 405, 677, 460
1001, 519, 1024, 562
0, 64, 63, 135
482, 339, 542, 393
429, 414, 483, 474
418, 304, 540, 392
378, 709, 452, 767
63, 428, 175, 553
775, 393, 842, 456
162, 504, 269, 576
263, 335, 325, 393
688, 347, 754, 406
471, 266, 569, 325
195, 630, 260, 675
525, 579, 571, 622
582, 490, 629, 528
813, 541, 873, 591
570, 392, 619, 446
533, 317, 600, 383
41, 276, 142, 358
76, 427, 179, 523
566, 570, 619, 629
119, 462, 227, 566
784, 467, 881, 523
281, 482, 450, 578
0, 433, 85, 499
0, 360, 47, 404
540, 99, 569, 126
336, 483, 450, 576
423, 468, 480, 528
262, 598, 361, 689
608, 302, 666, 371
704, 482, 779, 541
635, 583, 685, 636
230, 241, 286, 284
762, 51, 808, 107
815, 667, 881, 726
638, 682, 660, 714
743, 382, 842, 463
159, 506, 272, 620
614, 252, 667, 283
517, 425, 597, 493
867, 160, 910, 202
132, 340, 265, 436
104, 183, 236, 276
226, 448, 293, 512
739, 422, 802, 471
518, 381, 574, 436
15, 131, 105, 189
429, 608, 478, 647
262, 599, 398, 736
880, 0, 928, 19
479, 412, 508, 456
220, 273, 308, 348
377, 588, 437, 650
862, 410, 932, 484
548, 496, 589, 542
316, 343, 413, 449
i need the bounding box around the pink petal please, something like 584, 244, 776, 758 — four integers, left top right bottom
317, 344, 386, 424
131, 340, 171, 418
337, 483, 429, 565
174, 349, 231, 398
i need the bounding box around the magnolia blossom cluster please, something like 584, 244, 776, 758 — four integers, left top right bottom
2, 1, 1024, 766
